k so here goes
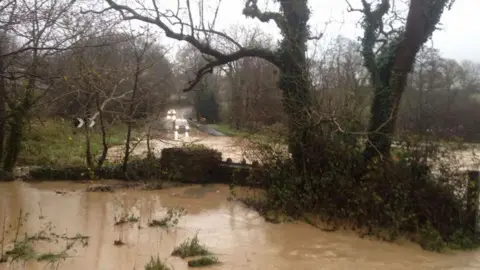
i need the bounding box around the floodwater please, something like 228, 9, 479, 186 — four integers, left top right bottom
107, 135, 249, 163
0, 181, 480, 270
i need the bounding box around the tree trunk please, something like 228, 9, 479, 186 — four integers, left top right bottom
123, 122, 133, 173
363, 82, 396, 160
278, 0, 314, 173
122, 64, 140, 174
0, 55, 6, 163
363, 0, 452, 160
96, 92, 108, 169
3, 63, 36, 172
3, 110, 24, 172
84, 121, 93, 169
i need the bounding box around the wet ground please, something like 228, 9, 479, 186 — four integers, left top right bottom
107, 116, 268, 164
1, 181, 480, 269
107, 133, 250, 163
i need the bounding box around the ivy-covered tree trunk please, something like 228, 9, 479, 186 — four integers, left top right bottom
363, 61, 409, 160
3, 86, 34, 172
2, 45, 42, 172
363, 41, 397, 160
277, 0, 315, 173
3, 110, 25, 172
363, 91, 395, 160
362, 0, 454, 161
3, 50, 38, 172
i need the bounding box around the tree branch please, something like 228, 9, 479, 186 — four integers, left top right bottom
0, 34, 139, 57
103, 0, 279, 92
89, 78, 130, 121
351, 0, 391, 79
242, 0, 285, 30
308, 33, 324, 41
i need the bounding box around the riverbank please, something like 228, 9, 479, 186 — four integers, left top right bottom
9, 146, 261, 188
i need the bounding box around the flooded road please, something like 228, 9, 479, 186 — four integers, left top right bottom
107, 135, 249, 163
1, 181, 480, 270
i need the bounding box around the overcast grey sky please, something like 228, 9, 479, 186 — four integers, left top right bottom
142, 0, 478, 62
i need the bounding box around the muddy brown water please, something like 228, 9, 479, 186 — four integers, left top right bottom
0, 181, 480, 270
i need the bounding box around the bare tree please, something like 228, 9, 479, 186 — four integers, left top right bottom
56, 31, 132, 168
221, 56, 283, 130
122, 29, 161, 175
310, 36, 370, 133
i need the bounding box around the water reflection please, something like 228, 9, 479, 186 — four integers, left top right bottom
0, 181, 479, 269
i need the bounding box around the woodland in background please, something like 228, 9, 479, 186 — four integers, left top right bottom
216, 37, 480, 142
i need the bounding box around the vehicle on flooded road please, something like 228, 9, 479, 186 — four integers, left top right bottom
166, 109, 176, 120
173, 118, 189, 139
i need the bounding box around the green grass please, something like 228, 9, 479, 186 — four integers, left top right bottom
4, 242, 69, 263
36, 251, 68, 263
208, 123, 275, 142
144, 256, 171, 270
171, 234, 211, 259
19, 118, 139, 167
208, 124, 250, 137
187, 255, 219, 267
4, 240, 36, 261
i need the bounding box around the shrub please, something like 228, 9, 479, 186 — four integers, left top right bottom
29, 166, 91, 180
171, 234, 211, 259
160, 147, 222, 183
187, 255, 219, 267
144, 256, 171, 270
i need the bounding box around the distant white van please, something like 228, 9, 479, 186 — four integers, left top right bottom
173, 118, 190, 139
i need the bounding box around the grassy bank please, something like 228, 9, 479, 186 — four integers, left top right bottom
208, 124, 250, 137
208, 123, 282, 143
18, 118, 139, 167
